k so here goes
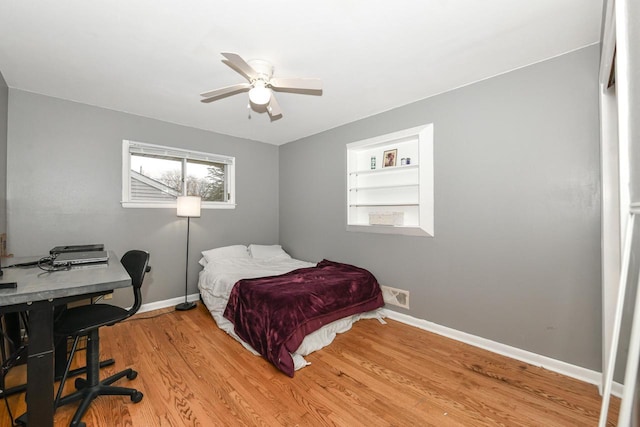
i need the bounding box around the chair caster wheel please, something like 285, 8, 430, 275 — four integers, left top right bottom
75, 378, 87, 389
131, 391, 143, 403
127, 370, 138, 380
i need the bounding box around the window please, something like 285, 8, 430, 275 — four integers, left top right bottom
122, 140, 236, 209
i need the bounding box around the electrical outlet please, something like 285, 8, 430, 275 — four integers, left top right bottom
380, 285, 410, 309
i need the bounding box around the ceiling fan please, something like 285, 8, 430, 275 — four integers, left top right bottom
200, 52, 322, 119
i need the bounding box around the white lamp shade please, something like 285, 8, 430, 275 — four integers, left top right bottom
176, 196, 201, 217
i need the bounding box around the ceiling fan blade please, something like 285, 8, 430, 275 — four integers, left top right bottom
266, 94, 283, 118
221, 52, 258, 81
270, 77, 322, 92
200, 83, 251, 102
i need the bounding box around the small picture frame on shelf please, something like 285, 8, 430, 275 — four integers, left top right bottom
383, 149, 397, 167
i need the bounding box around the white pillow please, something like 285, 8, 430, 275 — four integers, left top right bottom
198, 257, 207, 267
201, 245, 250, 263
248, 244, 291, 260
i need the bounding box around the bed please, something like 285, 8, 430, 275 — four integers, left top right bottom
197, 244, 385, 376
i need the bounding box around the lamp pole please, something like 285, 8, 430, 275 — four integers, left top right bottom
175, 196, 200, 311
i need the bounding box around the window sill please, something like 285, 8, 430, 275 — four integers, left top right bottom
121, 201, 236, 209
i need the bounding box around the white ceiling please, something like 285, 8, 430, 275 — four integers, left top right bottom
0, 1, 603, 145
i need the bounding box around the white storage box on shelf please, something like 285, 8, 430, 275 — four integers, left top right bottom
368, 212, 404, 226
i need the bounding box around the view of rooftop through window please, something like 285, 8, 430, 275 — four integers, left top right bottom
131, 154, 226, 202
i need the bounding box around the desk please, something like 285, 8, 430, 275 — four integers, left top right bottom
0, 251, 130, 427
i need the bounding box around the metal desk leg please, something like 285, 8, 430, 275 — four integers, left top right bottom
27, 302, 55, 427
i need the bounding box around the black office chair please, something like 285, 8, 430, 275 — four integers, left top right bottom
0, 330, 27, 425
54, 250, 150, 427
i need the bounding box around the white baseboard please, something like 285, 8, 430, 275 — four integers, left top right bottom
612, 381, 624, 398
382, 308, 624, 398
138, 293, 200, 314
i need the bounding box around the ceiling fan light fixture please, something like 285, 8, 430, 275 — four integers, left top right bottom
248, 81, 271, 105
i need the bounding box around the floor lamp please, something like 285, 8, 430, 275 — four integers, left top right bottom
175, 196, 201, 311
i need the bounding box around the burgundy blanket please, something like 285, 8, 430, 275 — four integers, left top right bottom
223, 259, 384, 377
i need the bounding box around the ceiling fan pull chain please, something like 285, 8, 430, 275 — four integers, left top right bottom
247, 103, 252, 119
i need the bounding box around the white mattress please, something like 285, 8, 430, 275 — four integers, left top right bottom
198, 257, 385, 371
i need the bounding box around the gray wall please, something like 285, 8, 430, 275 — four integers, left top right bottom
6, 90, 280, 307
0, 70, 7, 235
279, 45, 602, 370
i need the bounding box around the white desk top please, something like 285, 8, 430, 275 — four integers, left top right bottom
0, 251, 131, 307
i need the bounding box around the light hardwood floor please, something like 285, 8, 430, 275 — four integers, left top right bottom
2, 303, 619, 426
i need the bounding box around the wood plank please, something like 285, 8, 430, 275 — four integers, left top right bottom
0, 303, 619, 426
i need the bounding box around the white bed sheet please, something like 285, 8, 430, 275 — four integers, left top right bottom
198, 257, 385, 371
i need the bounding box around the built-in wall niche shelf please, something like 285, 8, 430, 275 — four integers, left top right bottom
346, 124, 434, 237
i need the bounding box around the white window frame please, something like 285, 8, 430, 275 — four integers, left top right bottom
121, 140, 236, 209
